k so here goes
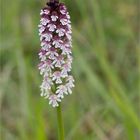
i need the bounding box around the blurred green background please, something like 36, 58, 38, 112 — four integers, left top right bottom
0, 0, 140, 140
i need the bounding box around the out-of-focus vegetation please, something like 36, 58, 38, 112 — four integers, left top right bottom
0, 0, 140, 139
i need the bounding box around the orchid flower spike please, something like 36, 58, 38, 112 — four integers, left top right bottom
38, 0, 74, 107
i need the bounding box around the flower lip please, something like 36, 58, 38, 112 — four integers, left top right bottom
51, 11, 58, 21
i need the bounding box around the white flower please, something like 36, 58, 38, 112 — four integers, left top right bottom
46, 47, 58, 59
38, 50, 47, 61
67, 23, 72, 29
51, 15, 58, 21
49, 95, 61, 107
44, 33, 52, 42
59, 5, 67, 15
41, 42, 51, 50
63, 47, 71, 55
61, 63, 71, 77
38, 61, 47, 75
40, 9, 44, 15
45, 59, 54, 72
61, 71, 68, 78
67, 75, 75, 83
44, 9, 50, 15
66, 33, 72, 40
40, 18, 50, 25
53, 55, 65, 68
40, 88, 50, 98
56, 28, 65, 37
40, 76, 53, 90
39, 25, 45, 34
65, 76, 75, 94
66, 75, 75, 89
60, 9, 66, 15
51, 11, 58, 21
67, 55, 73, 64
60, 44, 71, 55
40, 9, 50, 15
66, 83, 72, 94
52, 38, 63, 48
56, 85, 68, 98
52, 71, 62, 84
66, 13, 70, 19
60, 18, 68, 25
47, 24, 56, 32
52, 36, 63, 48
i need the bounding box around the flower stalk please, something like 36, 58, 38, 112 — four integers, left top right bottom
57, 103, 65, 140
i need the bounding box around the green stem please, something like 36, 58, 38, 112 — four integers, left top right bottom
56, 103, 65, 140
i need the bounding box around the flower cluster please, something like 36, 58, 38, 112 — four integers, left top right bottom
38, 0, 74, 107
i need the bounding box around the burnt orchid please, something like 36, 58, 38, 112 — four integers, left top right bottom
38, 0, 74, 108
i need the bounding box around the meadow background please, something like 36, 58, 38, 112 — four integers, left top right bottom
0, 0, 140, 140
